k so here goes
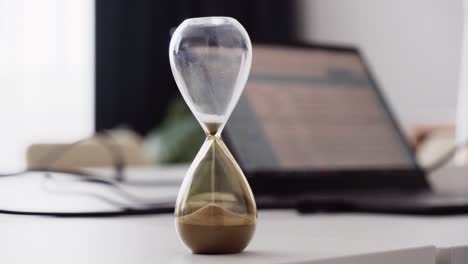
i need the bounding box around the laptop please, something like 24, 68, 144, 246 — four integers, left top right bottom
224, 42, 468, 215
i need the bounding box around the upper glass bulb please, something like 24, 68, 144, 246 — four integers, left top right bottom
169, 17, 252, 136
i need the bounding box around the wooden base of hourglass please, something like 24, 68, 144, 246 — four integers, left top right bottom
174, 136, 257, 254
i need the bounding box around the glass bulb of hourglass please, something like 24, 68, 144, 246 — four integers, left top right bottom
169, 17, 256, 254
169, 17, 252, 136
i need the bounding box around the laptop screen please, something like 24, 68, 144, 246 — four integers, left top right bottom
224, 44, 417, 171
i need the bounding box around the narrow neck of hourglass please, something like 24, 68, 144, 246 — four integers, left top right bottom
200, 115, 226, 136
203, 123, 224, 137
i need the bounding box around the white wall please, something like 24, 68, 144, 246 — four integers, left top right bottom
0, 0, 94, 171
297, 0, 463, 133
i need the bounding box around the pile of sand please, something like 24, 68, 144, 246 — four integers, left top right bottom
178, 204, 255, 226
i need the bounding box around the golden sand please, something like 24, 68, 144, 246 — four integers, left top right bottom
176, 204, 256, 254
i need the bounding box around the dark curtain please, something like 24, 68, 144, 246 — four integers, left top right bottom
95, 0, 298, 135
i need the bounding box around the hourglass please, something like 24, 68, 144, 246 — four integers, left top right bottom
169, 17, 257, 254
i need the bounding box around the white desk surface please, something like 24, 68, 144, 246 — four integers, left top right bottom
2, 210, 467, 264
1, 166, 468, 264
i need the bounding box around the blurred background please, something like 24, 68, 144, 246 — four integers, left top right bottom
0, 0, 462, 171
